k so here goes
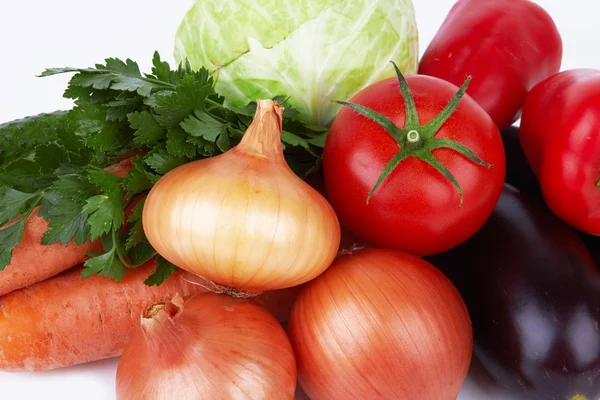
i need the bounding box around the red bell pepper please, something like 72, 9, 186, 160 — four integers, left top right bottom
520, 69, 600, 235
418, 0, 562, 131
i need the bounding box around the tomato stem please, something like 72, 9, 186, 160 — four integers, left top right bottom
406, 130, 420, 143
334, 61, 493, 207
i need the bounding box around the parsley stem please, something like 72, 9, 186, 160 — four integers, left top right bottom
205, 98, 225, 109
123, 194, 137, 211
140, 76, 176, 89
203, 99, 231, 124
84, 70, 176, 90
208, 112, 229, 125
112, 229, 134, 269
20, 191, 45, 224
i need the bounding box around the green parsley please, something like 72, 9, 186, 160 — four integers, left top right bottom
0, 52, 326, 284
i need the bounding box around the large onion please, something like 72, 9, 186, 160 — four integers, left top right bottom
288, 248, 472, 400
143, 100, 340, 293
116, 293, 297, 399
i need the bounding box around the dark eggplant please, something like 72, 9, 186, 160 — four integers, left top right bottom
501, 125, 542, 200
428, 185, 600, 400
578, 234, 600, 270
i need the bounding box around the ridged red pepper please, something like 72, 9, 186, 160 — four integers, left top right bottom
419, 0, 562, 130
520, 69, 600, 235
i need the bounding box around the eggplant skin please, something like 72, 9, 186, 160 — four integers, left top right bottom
429, 185, 600, 400
501, 125, 542, 201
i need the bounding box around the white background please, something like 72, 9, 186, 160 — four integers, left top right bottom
0, 0, 598, 399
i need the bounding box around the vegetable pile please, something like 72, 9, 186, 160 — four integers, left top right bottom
0, 0, 599, 399
0, 53, 327, 286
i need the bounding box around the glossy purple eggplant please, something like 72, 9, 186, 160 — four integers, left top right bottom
429, 185, 600, 400
501, 125, 542, 200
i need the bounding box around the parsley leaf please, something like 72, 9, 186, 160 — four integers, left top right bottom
123, 157, 160, 195
151, 51, 176, 84
51, 174, 97, 202
82, 244, 126, 281
186, 136, 217, 157
166, 127, 197, 158
87, 166, 123, 192
0, 189, 40, 225
180, 110, 227, 142
42, 212, 90, 246
41, 175, 97, 245
69, 103, 124, 152
42, 57, 171, 98
0, 219, 26, 270
0, 192, 42, 270
128, 111, 165, 145
125, 197, 146, 250
37, 191, 58, 221
144, 256, 177, 286
105, 97, 142, 122
127, 242, 156, 267
101, 58, 154, 96
216, 130, 232, 152
55, 124, 95, 165
82, 191, 125, 240
281, 130, 311, 149
154, 74, 213, 128
144, 147, 187, 174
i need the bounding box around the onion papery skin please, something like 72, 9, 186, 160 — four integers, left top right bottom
288, 248, 472, 400
143, 100, 340, 292
116, 293, 297, 400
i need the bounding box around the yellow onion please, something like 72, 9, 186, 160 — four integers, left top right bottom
116, 293, 297, 400
289, 248, 473, 400
143, 100, 340, 293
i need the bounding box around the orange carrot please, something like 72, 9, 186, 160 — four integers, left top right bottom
0, 260, 300, 372
0, 209, 102, 297
0, 159, 133, 297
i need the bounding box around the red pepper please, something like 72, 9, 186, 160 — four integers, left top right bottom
418, 0, 562, 130
520, 69, 600, 236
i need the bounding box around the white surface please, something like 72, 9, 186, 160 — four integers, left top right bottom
0, 0, 598, 399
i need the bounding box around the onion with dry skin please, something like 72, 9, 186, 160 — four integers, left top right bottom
116, 293, 297, 400
288, 248, 473, 400
143, 100, 340, 293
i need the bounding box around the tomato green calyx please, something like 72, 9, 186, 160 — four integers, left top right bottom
334, 61, 492, 206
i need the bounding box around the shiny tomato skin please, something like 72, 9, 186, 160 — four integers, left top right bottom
520, 69, 600, 235
323, 75, 506, 256
418, 0, 562, 131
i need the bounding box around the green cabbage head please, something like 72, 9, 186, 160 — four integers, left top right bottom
175, 0, 419, 127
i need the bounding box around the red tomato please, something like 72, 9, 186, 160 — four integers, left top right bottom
323, 72, 505, 256
520, 69, 600, 235
419, 0, 562, 131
